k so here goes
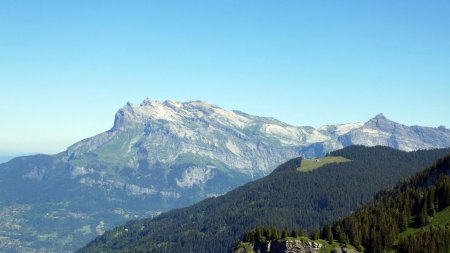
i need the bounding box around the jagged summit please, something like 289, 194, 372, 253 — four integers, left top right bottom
365, 113, 391, 124
114, 99, 254, 130
363, 113, 396, 131
374, 113, 386, 119
108, 98, 361, 152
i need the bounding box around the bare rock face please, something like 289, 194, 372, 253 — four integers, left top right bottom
301, 113, 450, 156
234, 247, 250, 253
341, 113, 450, 151
234, 239, 361, 253
271, 239, 322, 253
64, 99, 363, 205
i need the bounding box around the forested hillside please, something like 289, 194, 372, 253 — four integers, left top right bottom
330, 152, 450, 252
237, 152, 450, 253
78, 146, 450, 253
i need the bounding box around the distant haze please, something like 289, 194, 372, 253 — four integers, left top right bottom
0, 156, 16, 164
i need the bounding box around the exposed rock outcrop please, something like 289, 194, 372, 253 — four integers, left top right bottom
234, 239, 361, 253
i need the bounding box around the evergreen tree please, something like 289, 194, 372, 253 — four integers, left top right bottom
290, 229, 298, 238
310, 228, 320, 240
281, 227, 288, 239
322, 224, 333, 243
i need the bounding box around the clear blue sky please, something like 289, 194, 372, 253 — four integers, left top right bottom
1, 1, 449, 154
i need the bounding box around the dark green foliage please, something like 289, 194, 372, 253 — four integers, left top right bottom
329, 154, 450, 253
78, 146, 450, 253
310, 228, 320, 240
398, 225, 450, 253
281, 227, 288, 239
243, 227, 282, 244
270, 157, 302, 173
289, 228, 299, 238
239, 152, 450, 253
322, 224, 333, 243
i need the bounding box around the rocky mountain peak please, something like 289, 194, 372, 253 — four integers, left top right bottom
112, 99, 258, 132
368, 113, 392, 123
363, 113, 396, 130
374, 113, 386, 120
114, 99, 185, 130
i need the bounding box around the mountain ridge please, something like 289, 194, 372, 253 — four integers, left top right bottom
1, 99, 450, 252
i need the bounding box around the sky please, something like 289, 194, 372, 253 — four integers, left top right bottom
1, 1, 449, 155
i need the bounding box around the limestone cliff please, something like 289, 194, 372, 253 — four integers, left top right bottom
233, 239, 361, 253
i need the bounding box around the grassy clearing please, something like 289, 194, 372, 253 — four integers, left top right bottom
298, 156, 351, 172
399, 206, 450, 239
430, 206, 450, 226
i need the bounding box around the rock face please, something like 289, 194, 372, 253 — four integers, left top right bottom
61, 99, 367, 208
301, 113, 450, 156
67, 99, 325, 179
0, 99, 449, 252
60, 99, 363, 213
233, 239, 361, 253
271, 239, 322, 253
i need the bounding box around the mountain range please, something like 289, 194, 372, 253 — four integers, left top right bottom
1, 99, 450, 252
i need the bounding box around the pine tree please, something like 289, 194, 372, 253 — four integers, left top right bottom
310, 228, 320, 240
322, 224, 333, 243
281, 226, 288, 239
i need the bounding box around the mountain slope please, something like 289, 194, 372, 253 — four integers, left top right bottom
328, 148, 450, 252
77, 146, 450, 253
0, 99, 360, 252
1, 99, 450, 252
234, 151, 450, 253
300, 114, 450, 157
